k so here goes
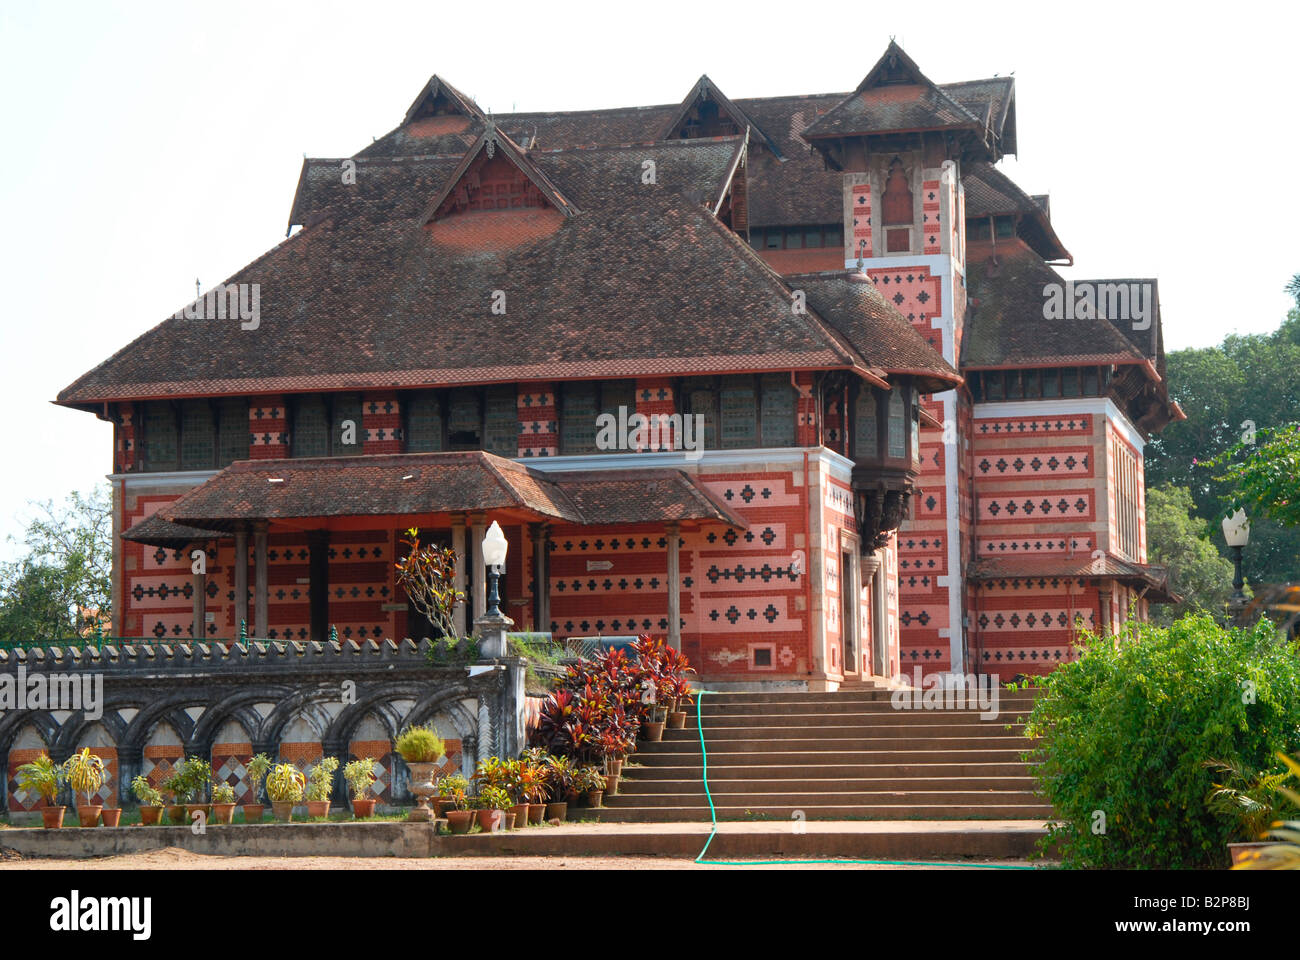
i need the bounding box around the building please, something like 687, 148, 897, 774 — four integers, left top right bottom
56, 41, 1179, 690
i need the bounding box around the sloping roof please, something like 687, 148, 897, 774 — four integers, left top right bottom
121, 513, 228, 549
969, 555, 1178, 603
963, 162, 1070, 262
154, 453, 745, 531
943, 77, 1017, 155
961, 241, 1150, 368
785, 272, 962, 393
660, 75, 785, 159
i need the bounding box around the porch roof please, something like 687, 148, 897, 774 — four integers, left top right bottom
967, 554, 1179, 604
125, 452, 746, 543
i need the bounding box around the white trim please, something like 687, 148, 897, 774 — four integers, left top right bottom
845, 253, 953, 275
110, 469, 219, 484
973, 397, 1145, 451
521, 446, 852, 474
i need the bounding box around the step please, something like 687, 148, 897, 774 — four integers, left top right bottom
684, 717, 1029, 735
627, 762, 1036, 780
616, 776, 1040, 794
692, 690, 1041, 705
583, 803, 1054, 822
604, 789, 1046, 808
697, 700, 1037, 718
628, 748, 1032, 766
645, 735, 1033, 752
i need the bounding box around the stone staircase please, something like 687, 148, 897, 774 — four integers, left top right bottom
588, 688, 1050, 823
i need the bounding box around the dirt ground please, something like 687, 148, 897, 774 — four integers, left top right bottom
0, 845, 1031, 870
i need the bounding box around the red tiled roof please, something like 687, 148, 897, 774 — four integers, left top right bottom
968, 555, 1178, 603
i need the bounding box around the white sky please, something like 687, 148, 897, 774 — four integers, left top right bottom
1, 0, 1297, 558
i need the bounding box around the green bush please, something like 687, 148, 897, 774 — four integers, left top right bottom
1023, 614, 1300, 868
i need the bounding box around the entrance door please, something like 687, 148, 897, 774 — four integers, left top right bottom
871, 553, 888, 678
841, 550, 858, 675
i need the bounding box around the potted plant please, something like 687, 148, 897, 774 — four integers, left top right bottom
344, 757, 378, 818
161, 770, 187, 825
544, 754, 574, 821
395, 724, 445, 821
163, 756, 213, 824
1208, 753, 1300, 865
131, 774, 165, 825
244, 752, 271, 823
305, 756, 339, 818
575, 765, 606, 808
435, 774, 469, 818
513, 760, 544, 827
16, 754, 64, 829
63, 748, 106, 827
211, 782, 237, 824
266, 762, 305, 822
443, 783, 474, 834
476, 785, 512, 832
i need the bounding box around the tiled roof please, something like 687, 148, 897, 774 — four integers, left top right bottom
785, 272, 962, 393
963, 162, 1070, 262
152, 453, 745, 533
968, 555, 1177, 603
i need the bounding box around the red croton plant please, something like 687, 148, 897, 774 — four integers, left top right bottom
533, 635, 695, 763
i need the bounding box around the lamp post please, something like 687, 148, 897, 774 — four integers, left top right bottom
482, 520, 508, 618
1221, 509, 1250, 625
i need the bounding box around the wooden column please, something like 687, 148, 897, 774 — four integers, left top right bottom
666, 522, 681, 650
234, 527, 249, 639
253, 521, 269, 638
451, 515, 467, 637
530, 523, 550, 633
470, 512, 486, 622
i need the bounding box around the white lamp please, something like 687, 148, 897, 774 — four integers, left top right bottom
482, 521, 508, 617
1221, 508, 1250, 620
1221, 509, 1250, 548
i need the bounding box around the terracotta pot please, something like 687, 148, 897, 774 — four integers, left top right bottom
166, 804, 186, 825
606, 758, 624, 778
545, 801, 568, 822
432, 797, 453, 818
78, 805, 103, 828
1228, 841, 1275, 866
667, 711, 687, 729
185, 803, 211, 825
504, 811, 517, 830
305, 800, 330, 819
666, 697, 679, 714
565, 789, 580, 806
585, 789, 604, 808
41, 806, 66, 829
445, 810, 473, 834
352, 798, 377, 819
212, 803, 237, 825
476, 808, 506, 832
604, 774, 619, 796
100, 808, 122, 828
508, 803, 530, 827
243, 804, 264, 824
644, 721, 665, 742
271, 801, 295, 822
527, 803, 546, 825
140, 806, 163, 826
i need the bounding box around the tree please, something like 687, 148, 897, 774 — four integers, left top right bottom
393, 528, 464, 640
0, 486, 112, 644
1214, 424, 1300, 530
1145, 303, 1300, 584
1144, 484, 1236, 625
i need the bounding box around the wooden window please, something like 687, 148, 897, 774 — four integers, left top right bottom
292, 397, 329, 458
447, 390, 482, 450
600, 381, 636, 425
824, 225, 842, 248
804, 228, 823, 249
910, 399, 920, 464
1005, 371, 1024, 400
483, 386, 518, 457
180, 400, 215, 471
854, 388, 878, 459
1062, 368, 1080, 398
217, 398, 249, 466
760, 374, 796, 447
142, 402, 178, 471
881, 159, 913, 226
1083, 367, 1100, 396
720, 376, 757, 449
406, 393, 443, 453
332, 393, 363, 456
970, 219, 992, 242
688, 387, 718, 451
764, 231, 782, 250
888, 389, 906, 458
986, 373, 1005, 402
785, 231, 803, 249
1042, 369, 1060, 398
995, 216, 1015, 238
1024, 370, 1041, 399
560, 383, 598, 455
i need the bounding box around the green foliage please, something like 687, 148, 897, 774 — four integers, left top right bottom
265, 763, 305, 804
130, 774, 164, 807
395, 725, 445, 763
0, 486, 112, 645
16, 753, 62, 803
424, 635, 480, 665
343, 758, 377, 801
161, 756, 213, 804
395, 528, 465, 640
1145, 311, 1300, 583
477, 785, 512, 811
1145, 484, 1236, 624
211, 782, 236, 805
1212, 424, 1300, 530
436, 774, 469, 798
1205, 755, 1299, 841
1023, 615, 1300, 868
245, 753, 272, 797
304, 756, 339, 802
62, 748, 105, 803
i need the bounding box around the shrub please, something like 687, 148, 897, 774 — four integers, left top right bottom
16, 754, 62, 804
305, 756, 339, 803
265, 763, 305, 804
130, 774, 164, 807
211, 782, 236, 805
1024, 615, 1300, 868
343, 758, 377, 801
395, 725, 445, 763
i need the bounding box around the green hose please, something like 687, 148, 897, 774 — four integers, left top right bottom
692, 688, 1036, 868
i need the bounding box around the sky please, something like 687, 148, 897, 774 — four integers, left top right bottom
1, 0, 1297, 558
